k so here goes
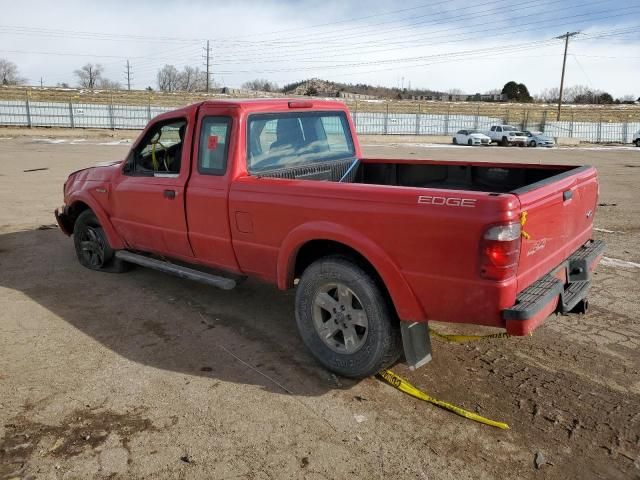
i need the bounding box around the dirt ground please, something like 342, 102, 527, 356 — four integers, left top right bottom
0, 132, 639, 480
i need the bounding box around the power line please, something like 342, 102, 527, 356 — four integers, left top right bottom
209, 3, 638, 64
124, 60, 132, 90
555, 31, 580, 120
203, 40, 211, 92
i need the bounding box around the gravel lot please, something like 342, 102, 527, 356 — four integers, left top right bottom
0, 133, 639, 479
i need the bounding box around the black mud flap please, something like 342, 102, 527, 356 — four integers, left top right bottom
400, 321, 432, 370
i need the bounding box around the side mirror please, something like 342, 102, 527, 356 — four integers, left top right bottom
122, 155, 134, 173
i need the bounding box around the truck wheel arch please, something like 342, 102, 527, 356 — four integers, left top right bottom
277, 222, 426, 322
66, 195, 125, 250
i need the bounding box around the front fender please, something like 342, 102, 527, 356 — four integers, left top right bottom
66, 192, 126, 250
277, 221, 426, 322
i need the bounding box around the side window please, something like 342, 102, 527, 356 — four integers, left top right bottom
490, 126, 496, 132
125, 119, 187, 176
198, 116, 231, 175
496, 126, 502, 132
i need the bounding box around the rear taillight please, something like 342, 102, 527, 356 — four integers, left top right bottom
480, 223, 521, 280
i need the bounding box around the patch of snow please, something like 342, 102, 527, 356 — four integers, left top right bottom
96, 140, 131, 145
31, 138, 67, 144
601, 256, 640, 269
594, 228, 622, 234
354, 414, 366, 423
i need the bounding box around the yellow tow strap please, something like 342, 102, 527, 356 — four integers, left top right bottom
520, 210, 531, 240
378, 369, 509, 430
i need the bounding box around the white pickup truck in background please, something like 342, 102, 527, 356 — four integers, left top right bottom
487, 125, 528, 146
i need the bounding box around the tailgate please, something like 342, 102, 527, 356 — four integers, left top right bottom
513, 166, 599, 291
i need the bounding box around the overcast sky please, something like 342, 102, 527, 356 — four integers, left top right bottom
1, 0, 639, 97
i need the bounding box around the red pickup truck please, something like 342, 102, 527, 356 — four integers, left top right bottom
55, 99, 604, 378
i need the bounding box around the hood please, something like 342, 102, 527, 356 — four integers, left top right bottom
68, 159, 122, 178
469, 133, 489, 139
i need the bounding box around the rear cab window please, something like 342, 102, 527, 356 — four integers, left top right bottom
247, 111, 355, 174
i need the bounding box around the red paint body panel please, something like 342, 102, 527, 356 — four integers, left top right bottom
59, 99, 601, 335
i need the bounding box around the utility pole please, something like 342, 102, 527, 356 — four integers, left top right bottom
124, 60, 132, 91
555, 31, 579, 121
39, 77, 43, 87
203, 40, 211, 93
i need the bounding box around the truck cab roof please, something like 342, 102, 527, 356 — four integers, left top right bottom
160, 98, 348, 118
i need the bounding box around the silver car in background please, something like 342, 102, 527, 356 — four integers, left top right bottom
523, 130, 555, 148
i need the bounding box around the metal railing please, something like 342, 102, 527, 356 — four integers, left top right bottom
1, 99, 639, 143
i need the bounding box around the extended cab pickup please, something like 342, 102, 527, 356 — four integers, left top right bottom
55, 99, 604, 378
488, 125, 528, 146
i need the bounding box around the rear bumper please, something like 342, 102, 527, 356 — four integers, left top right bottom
54, 205, 73, 236
502, 239, 605, 335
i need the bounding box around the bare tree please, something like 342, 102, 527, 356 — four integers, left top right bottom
98, 78, 122, 90
0, 58, 26, 85
242, 78, 278, 92
536, 87, 560, 103
561, 85, 590, 103
157, 64, 181, 92
180, 66, 207, 92
74, 63, 104, 89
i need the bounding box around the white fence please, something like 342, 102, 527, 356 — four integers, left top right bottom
1, 100, 638, 143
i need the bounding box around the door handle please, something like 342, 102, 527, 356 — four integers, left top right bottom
563, 190, 573, 201
163, 189, 176, 200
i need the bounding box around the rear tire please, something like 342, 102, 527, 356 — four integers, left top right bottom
295, 256, 402, 378
501, 136, 509, 146
73, 210, 129, 273
452, 137, 457, 144
635, 139, 640, 147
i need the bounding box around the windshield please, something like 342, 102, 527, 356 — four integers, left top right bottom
247, 111, 355, 173
502, 126, 517, 131
468, 130, 482, 134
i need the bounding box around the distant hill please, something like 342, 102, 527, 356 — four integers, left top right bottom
281, 78, 440, 99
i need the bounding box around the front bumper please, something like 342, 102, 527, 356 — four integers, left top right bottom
502, 239, 605, 335
54, 205, 73, 236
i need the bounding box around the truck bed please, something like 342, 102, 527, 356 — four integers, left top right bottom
257, 156, 578, 194
355, 159, 576, 193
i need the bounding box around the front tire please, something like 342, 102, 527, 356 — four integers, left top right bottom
73, 210, 128, 273
529, 140, 537, 147
635, 138, 640, 147
468, 139, 473, 146
295, 257, 402, 378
